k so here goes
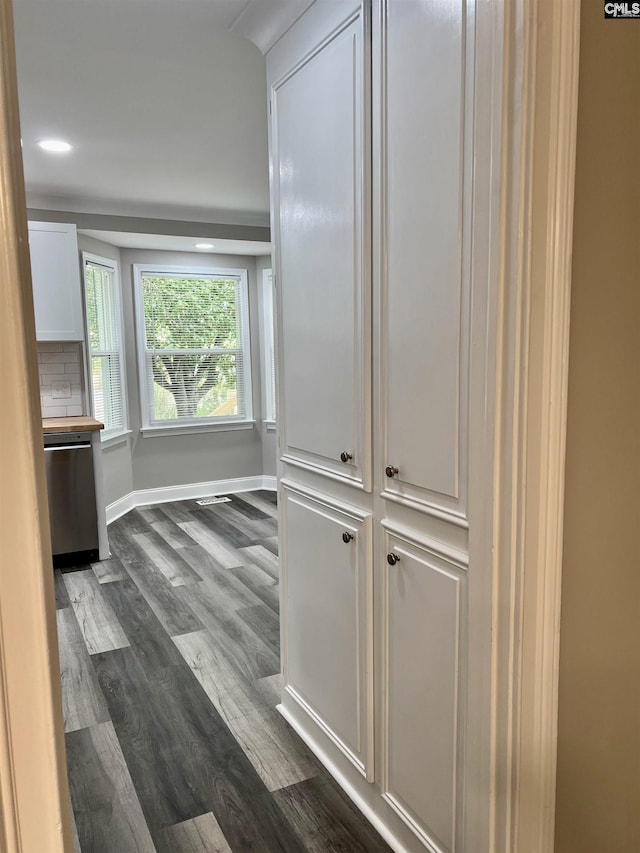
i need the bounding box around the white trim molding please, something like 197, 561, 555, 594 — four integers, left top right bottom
276, 701, 401, 853
140, 420, 256, 439
105, 491, 137, 525
101, 429, 132, 449
106, 476, 277, 524
229, 0, 316, 54
261, 268, 277, 425
132, 263, 254, 432
81, 251, 129, 442
491, 0, 581, 849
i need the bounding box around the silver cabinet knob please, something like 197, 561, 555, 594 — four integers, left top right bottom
385, 465, 399, 478
342, 531, 354, 544
387, 552, 400, 566
340, 451, 353, 463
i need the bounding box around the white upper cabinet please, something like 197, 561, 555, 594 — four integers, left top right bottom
377, 0, 471, 524
28, 221, 84, 341
270, 4, 371, 489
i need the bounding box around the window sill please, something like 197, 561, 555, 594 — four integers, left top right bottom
101, 430, 132, 449
264, 420, 277, 432
140, 420, 256, 439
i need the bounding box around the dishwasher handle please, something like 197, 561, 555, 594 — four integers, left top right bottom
44, 443, 91, 452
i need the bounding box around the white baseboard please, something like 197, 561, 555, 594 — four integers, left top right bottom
277, 703, 409, 853
105, 492, 137, 525
106, 475, 277, 525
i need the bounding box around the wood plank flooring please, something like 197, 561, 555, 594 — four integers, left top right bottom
56, 491, 391, 852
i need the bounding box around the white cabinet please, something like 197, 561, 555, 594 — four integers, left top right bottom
28, 221, 84, 341
271, 6, 370, 489
381, 526, 466, 852
379, 0, 470, 523
269, 1, 489, 851
281, 483, 373, 779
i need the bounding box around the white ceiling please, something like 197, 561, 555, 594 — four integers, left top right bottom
13, 0, 271, 225
79, 229, 271, 256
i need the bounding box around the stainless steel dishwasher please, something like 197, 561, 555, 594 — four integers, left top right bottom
44, 431, 99, 563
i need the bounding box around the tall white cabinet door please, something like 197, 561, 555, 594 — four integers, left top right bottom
28, 221, 84, 341
271, 6, 371, 489
381, 526, 467, 852
281, 484, 373, 779
377, 0, 471, 522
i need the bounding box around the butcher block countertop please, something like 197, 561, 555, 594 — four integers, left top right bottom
42, 416, 104, 434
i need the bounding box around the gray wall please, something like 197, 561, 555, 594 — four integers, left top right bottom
255, 253, 277, 477
27, 208, 270, 243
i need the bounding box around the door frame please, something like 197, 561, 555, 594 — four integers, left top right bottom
489, 0, 581, 848
0, 0, 580, 850
0, 0, 72, 851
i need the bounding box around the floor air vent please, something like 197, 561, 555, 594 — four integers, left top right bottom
195, 496, 231, 506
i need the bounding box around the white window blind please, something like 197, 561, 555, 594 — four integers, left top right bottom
262, 269, 276, 423
83, 255, 126, 440
135, 267, 252, 428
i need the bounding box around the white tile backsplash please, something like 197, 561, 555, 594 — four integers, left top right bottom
40, 352, 72, 363
39, 372, 81, 385
37, 342, 64, 352
41, 406, 68, 418
37, 342, 86, 418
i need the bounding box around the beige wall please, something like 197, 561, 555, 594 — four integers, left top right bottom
555, 4, 640, 852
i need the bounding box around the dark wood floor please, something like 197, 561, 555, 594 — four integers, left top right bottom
56, 491, 391, 852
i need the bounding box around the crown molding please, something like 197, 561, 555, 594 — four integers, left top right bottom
230, 0, 316, 53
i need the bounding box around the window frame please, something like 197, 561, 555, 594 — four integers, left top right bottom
261, 267, 277, 429
133, 263, 254, 435
82, 251, 128, 443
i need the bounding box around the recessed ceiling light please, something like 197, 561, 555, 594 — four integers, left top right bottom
195, 242, 214, 250
37, 139, 72, 153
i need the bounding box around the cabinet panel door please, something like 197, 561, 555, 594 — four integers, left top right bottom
281, 485, 372, 778
382, 526, 466, 852
378, 0, 471, 521
28, 222, 84, 341
272, 9, 370, 488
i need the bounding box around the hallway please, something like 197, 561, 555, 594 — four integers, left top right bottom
56, 491, 391, 852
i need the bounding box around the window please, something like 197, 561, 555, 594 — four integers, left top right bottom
83, 253, 127, 440
262, 268, 276, 425
134, 265, 253, 432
